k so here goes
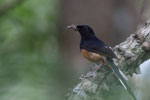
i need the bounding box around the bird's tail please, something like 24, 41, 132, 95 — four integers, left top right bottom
106, 57, 137, 100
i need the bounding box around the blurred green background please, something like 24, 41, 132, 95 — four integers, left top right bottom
0, 0, 65, 100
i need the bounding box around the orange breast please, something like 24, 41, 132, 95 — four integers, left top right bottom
81, 49, 105, 63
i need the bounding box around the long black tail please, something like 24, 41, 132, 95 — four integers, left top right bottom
106, 57, 137, 100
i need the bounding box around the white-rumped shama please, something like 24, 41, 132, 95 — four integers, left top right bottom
67, 24, 137, 100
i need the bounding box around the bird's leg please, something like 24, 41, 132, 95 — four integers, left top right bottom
95, 57, 108, 72
95, 61, 104, 72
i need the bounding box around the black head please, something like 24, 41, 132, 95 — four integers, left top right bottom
67, 24, 95, 40
76, 25, 94, 34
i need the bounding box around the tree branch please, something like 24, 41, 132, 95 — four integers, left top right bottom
65, 23, 150, 100
0, 0, 25, 16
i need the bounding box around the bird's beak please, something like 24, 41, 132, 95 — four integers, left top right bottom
66, 24, 77, 31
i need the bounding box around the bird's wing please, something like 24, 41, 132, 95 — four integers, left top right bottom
82, 40, 117, 58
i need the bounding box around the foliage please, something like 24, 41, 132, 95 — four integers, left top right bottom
0, 0, 63, 100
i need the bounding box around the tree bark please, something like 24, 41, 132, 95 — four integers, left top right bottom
65, 23, 150, 100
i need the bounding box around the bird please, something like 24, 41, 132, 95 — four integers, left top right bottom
67, 24, 137, 100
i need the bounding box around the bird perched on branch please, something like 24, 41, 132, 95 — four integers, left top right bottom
67, 24, 137, 100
